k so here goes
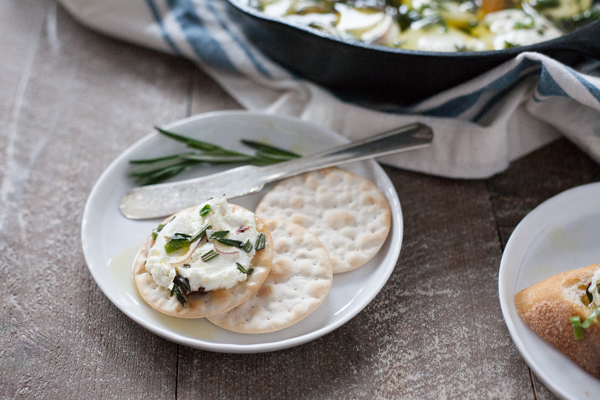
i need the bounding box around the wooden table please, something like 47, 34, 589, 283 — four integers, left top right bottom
2, 1, 599, 398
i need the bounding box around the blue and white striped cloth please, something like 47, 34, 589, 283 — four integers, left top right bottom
60, 0, 600, 178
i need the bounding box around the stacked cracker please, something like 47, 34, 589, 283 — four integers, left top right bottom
134, 168, 391, 333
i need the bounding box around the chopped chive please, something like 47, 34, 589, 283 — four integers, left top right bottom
255, 233, 265, 250
165, 233, 191, 254
216, 237, 243, 247
570, 305, 600, 340
237, 263, 248, 274
190, 224, 211, 243
200, 204, 211, 217
248, 268, 254, 275
170, 233, 192, 240
582, 306, 600, 328
571, 316, 584, 340
210, 230, 229, 239
201, 250, 219, 262
243, 240, 253, 253
152, 222, 166, 241
205, 253, 218, 262
164, 225, 209, 254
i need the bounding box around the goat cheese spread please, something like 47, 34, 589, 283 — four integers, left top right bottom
145, 198, 259, 292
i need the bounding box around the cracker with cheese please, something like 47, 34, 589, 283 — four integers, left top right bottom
134, 199, 273, 318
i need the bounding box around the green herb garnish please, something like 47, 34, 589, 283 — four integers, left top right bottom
152, 223, 165, 241
201, 250, 219, 262
199, 204, 211, 217
504, 40, 518, 49
152, 216, 175, 241
210, 230, 229, 239
513, 18, 535, 29
240, 140, 300, 160
255, 232, 265, 250
128, 128, 301, 185
171, 274, 191, 306
191, 224, 211, 243
164, 224, 210, 254
571, 317, 584, 340
237, 263, 249, 274
570, 306, 600, 340
216, 237, 244, 247
164, 233, 192, 254
243, 240, 253, 253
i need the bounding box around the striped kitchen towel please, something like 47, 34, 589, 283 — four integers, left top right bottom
59, 0, 600, 178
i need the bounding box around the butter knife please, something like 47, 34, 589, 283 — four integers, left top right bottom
120, 123, 433, 219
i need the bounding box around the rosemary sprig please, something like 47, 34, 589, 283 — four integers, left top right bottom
255, 232, 265, 251
240, 140, 300, 158
201, 250, 219, 262
236, 263, 249, 274
210, 230, 229, 239
128, 127, 301, 185
216, 237, 244, 247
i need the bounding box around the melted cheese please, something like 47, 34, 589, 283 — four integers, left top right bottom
483, 9, 562, 49
398, 25, 487, 51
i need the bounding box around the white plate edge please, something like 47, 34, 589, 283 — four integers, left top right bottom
81, 110, 403, 353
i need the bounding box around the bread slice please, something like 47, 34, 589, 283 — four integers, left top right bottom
133, 204, 274, 318
515, 263, 600, 378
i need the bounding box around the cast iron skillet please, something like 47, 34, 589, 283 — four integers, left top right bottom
226, 0, 600, 105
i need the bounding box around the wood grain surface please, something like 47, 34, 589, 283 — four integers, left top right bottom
1, 1, 599, 399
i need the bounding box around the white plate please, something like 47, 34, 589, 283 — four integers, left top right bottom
82, 111, 402, 353
499, 182, 600, 399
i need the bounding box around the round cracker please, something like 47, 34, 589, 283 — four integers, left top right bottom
255, 168, 391, 273
207, 218, 333, 333
133, 204, 274, 318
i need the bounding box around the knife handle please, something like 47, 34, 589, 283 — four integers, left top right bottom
260, 123, 433, 182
